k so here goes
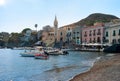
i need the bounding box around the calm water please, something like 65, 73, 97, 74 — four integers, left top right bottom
0, 49, 103, 81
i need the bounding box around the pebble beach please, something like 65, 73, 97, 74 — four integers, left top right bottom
70, 54, 120, 81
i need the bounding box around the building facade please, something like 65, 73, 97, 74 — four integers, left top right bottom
104, 19, 120, 45
82, 23, 104, 44
57, 27, 66, 42
72, 26, 82, 45
42, 16, 58, 46
60, 23, 78, 43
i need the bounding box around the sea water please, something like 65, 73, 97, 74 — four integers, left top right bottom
0, 49, 103, 81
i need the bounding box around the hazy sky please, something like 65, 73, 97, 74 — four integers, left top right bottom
0, 0, 120, 33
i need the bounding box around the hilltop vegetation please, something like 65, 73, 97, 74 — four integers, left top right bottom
75, 13, 119, 26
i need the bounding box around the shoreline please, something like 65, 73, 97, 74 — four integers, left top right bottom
67, 56, 101, 81
69, 54, 120, 81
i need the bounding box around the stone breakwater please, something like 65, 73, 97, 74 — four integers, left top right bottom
70, 54, 120, 81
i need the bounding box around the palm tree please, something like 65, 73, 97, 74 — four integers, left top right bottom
35, 24, 38, 32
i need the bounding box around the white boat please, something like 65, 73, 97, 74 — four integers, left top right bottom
43, 47, 69, 55
20, 46, 44, 57
20, 52, 35, 57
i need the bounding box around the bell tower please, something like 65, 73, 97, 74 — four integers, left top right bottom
54, 15, 58, 42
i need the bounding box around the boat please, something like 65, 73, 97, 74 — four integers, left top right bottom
44, 47, 69, 55
34, 53, 48, 59
48, 51, 68, 55
20, 52, 35, 57
20, 46, 44, 57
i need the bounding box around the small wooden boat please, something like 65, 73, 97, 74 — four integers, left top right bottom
34, 54, 49, 59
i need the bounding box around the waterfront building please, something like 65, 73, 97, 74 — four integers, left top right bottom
60, 23, 77, 43
82, 22, 104, 45
57, 27, 66, 42
42, 29, 55, 46
104, 19, 120, 45
72, 26, 82, 45
41, 16, 58, 46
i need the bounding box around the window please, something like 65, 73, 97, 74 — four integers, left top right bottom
118, 39, 120, 44
97, 29, 101, 35
89, 30, 92, 36
60, 37, 63, 41
60, 32, 62, 36
77, 37, 79, 39
106, 31, 108, 37
97, 37, 101, 43
89, 38, 92, 43
93, 38, 96, 43
118, 29, 120, 35
84, 31, 87, 37
93, 30, 96, 36
113, 30, 116, 36
68, 28, 70, 30
112, 39, 116, 44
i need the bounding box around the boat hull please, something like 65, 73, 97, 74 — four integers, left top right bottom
20, 53, 35, 57
34, 54, 49, 59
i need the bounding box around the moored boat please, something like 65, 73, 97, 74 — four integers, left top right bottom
47, 50, 69, 55
20, 52, 35, 57
20, 46, 44, 57
34, 53, 49, 59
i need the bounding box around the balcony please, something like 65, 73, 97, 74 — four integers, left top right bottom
97, 33, 101, 35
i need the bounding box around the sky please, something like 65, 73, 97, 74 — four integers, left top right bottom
0, 0, 120, 33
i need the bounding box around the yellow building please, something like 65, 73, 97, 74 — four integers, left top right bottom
42, 16, 58, 46
58, 23, 78, 43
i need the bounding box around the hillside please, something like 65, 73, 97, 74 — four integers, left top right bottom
75, 13, 119, 26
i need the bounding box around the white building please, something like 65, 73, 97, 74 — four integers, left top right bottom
104, 19, 120, 45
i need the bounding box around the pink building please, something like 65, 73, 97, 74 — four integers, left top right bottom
82, 23, 104, 44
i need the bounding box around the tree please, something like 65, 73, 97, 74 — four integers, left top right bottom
8, 33, 21, 47
35, 24, 38, 31
21, 28, 31, 35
